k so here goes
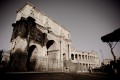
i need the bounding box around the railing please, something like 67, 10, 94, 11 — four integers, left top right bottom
0, 53, 90, 72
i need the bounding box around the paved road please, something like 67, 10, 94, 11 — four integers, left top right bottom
0, 72, 120, 80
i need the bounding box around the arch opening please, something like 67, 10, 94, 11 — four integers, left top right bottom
46, 40, 58, 60
26, 45, 37, 71
28, 45, 36, 58
46, 40, 54, 49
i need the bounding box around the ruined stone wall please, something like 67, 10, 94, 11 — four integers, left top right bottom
12, 3, 71, 61
9, 3, 71, 72
16, 3, 71, 41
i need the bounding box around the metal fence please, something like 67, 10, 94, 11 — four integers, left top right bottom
0, 54, 64, 72
0, 53, 89, 72
32, 57, 64, 72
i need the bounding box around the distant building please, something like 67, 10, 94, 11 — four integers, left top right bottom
102, 59, 112, 65
70, 48, 100, 72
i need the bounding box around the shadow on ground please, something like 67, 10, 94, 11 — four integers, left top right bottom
0, 72, 120, 80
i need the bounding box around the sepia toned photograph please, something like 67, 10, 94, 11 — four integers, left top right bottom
0, 0, 120, 80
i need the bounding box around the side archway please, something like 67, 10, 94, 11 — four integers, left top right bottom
46, 40, 58, 51
46, 40, 58, 59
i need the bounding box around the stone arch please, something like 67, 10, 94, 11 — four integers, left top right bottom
28, 45, 37, 58
26, 45, 37, 71
46, 40, 57, 50
46, 40, 58, 59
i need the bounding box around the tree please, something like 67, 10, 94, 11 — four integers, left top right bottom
101, 28, 120, 61
0, 50, 3, 66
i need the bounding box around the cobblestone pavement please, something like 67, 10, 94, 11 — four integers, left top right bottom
0, 72, 120, 80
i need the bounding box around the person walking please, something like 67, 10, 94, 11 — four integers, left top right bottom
88, 66, 92, 74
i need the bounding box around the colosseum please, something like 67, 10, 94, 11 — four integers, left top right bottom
71, 48, 100, 72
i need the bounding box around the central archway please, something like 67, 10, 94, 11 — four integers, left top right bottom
26, 45, 37, 71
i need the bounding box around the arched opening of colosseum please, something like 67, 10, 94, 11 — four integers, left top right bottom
26, 45, 37, 71
75, 54, 77, 60
79, 54, 81, 60
46, 40, 58, 60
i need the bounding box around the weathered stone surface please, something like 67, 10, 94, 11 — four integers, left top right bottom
9, 3, 100, 73
10, 3, 71, 72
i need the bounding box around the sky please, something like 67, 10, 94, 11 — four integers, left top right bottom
0, 0, 120, 62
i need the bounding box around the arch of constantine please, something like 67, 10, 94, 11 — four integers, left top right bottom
10, 3, 71, 71
8, 3, 100, 72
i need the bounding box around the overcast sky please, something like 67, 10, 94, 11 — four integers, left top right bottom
0, 0, 120, 61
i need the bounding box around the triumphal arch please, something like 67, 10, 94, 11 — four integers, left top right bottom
10, 3, 71, 71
